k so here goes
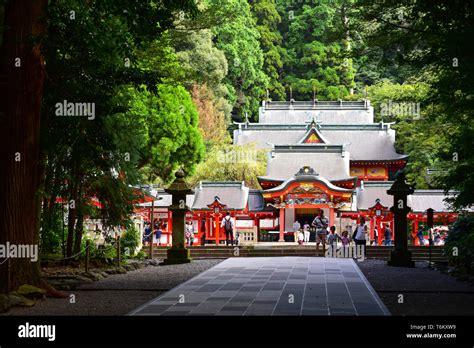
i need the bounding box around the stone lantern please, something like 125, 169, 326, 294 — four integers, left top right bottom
163, 168, 193, 265
387, 171, 415, 267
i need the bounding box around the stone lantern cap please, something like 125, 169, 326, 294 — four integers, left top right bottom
387, 171, 414, 196
164, 168, 194, 196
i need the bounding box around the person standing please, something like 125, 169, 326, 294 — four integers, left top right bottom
221, 212, 234, 246
143, 223, 151, 245
354, 217, 367, 256
185, 221, 194, 247
303, 223, 310, 244
417, 226, 425, 246
372, 226, 378, 245
340, 230, 350, 257
155, 219, 163, 246
312, 210, 329, 251
384, 223, 392, 246
328, 225, 337, 254
293, 220, 301, 244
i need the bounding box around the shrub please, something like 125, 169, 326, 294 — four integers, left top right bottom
444, 215, 474, 274
120, 226, 141, 258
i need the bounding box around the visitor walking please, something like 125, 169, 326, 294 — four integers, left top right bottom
328, 225, 337, 247
298, 229, 305, 245
303, 223, 310, 243
353, 217, 367, 256
312, 210, 329, 251
185, 221, 194, 246
143, 223, 151, 245
340, 230, 350, 257
383, 223, 392, 246
155, 219, 163, 246
372, 226, 378, 245
221, 212, 234, 246
417, 226, 425, 246
293, 220, 301, 244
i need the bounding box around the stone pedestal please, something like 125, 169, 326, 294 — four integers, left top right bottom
162, 169, 193, 265
387, 172, 415, 268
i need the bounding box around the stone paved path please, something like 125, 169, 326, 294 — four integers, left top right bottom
130, 257, 390, 316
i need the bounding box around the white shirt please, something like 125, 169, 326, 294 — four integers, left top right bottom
355, 224, 367, 240
220, 216, 235, 229
293, 221, 301, 231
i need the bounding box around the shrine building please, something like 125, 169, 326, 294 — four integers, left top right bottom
135, 100, 459, 246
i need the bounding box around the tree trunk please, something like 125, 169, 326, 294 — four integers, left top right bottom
73, 186, 84, 255
0, 0, 48, 292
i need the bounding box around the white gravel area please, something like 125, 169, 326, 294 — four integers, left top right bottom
358, 259, 474, 315
1, 259, 223, 316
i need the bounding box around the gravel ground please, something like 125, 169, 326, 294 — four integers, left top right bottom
1, 259, 223, 316
2, 257, 473, 316
358, 259, 474, 315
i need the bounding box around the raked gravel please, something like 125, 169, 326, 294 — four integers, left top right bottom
1, 259, 223, 316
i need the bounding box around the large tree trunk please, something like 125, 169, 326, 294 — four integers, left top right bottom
0, 0, 48, 292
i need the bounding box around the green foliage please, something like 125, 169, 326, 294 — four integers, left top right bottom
249, 0, 285, 100
125, 84, 205, 183
276, 0, 356, 100
120, 227, 141, 258
360, 0, 474, 209
212, 0, 269, 119
444, 215, 474, 274
188, 142, 267, 188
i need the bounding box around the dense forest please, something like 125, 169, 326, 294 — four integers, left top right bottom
0, 0, 472, 291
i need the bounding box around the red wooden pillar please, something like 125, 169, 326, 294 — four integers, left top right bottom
196, 214, 201, 245
329, 207, 334, 229
378, 220, 383, 245
370, 216, 375, 241
279, 208, 285, 242
207, 216, 211, 239
254, 216, 259, 242
215, 214, 220, 245
168, 210, 172, 246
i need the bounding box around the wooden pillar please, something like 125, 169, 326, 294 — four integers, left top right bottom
378, 220, 383, 245
254, 216, 260, 243
215, 214, 220, 245
279, 208, 285, 242
168, 210, 173, 246
329, 207, 334, 228
370, 216, 375, 241
196, 214, 201, 245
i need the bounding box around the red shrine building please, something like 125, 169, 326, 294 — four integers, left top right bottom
135, 100, 459, 246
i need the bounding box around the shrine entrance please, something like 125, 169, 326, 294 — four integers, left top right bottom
295, 208, 320, 242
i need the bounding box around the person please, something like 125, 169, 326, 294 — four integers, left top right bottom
340, 230, 350, 257
434, 231, 441, 245
417, 226, 425, 246
200, 219, 206, 246
303, 223, 310, 244
221, 212, 234, 246
372, 226, 378, 245
328, 226, 337, 246
298, 229, 305, 245
293, 220, 301, 244
143, 223, 151, 245
354, 217, 367, 256
155, 219, 162, 246
185, 221, 194, 246
312, 210, 329, 250
383, 224, 392, 246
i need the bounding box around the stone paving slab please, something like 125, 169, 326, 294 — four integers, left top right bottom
129, 257, 390, 316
